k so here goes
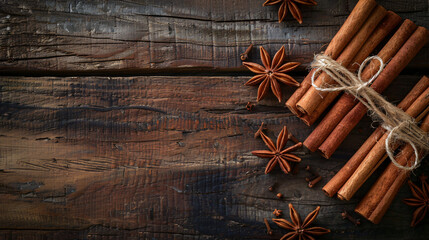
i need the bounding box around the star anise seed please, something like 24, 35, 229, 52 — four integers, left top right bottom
243, 46, 300, 102
252, 126, 302, 174
273, 203, 330, 240
263, 0, 317, 24
403, 175, 429, 227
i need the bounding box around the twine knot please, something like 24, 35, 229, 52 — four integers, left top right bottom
310, 54, 429, 171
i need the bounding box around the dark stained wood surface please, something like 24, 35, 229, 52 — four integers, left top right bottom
1, 75, 428, 239
0, 0, 428, 74
0, 0, 428, 239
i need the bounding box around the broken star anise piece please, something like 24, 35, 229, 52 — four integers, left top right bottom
243, 46, 300, 102
252, 126, 302, 174
273, 209, 283, 217
263, 0, 317, 24
273, 203, 330, 240
403, 175, 429, 227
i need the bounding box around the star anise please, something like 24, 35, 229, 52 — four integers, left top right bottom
252, 126, 302, 174
273, 203, 330, 240
263, 0, 317, 23
403, 175, 429, 227
243, 46, 300, 102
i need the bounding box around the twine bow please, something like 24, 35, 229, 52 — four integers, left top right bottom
310, 54, 429, 171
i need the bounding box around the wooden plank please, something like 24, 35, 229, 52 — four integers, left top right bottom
0, 0, 427, 73
0, 75, 428, 239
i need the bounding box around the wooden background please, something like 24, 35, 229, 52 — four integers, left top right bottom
0, 0, 428, 239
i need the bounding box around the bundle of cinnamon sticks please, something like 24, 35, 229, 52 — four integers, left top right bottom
323, 76, 429, 200
286, 0, 429, 159
327, 75, 428, 223
355, 113, 428, 224
304, 23, 428, 158
287, 0, 388, 124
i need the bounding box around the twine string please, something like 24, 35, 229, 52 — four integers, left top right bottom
310, 54, 429, 171
385, 122, 420, 170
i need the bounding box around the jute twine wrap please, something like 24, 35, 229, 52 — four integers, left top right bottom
310, 54, 429, 171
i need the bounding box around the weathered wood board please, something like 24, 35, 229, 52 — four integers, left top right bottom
1, 0, 429, 239
0, 75, 428, 239
0, 0, 428, 73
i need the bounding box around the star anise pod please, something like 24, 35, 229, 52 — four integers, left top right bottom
254, 122, 268, 139
243, 46, 300, 102
252, 126, 302, 174
263, 0, 317, 23
273, 203, 330, 240
403, 175, 429, 227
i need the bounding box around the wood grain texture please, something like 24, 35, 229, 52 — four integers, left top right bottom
1, 0, 428, 239
1, 75, 428, 239
0, 0, 427, 74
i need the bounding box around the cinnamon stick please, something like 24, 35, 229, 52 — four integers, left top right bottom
299, 12, 402, 126
322, 127, 385, 197
304, 20, 418, 150
318, 26, 429, 159
296, 5, 387, 116
368, 170, 408, 224
285, 0, 377, 116
322, 76, 429, 197
337, 86, 429, 201
356, 145, 419, 220
356, 113, 429, 223
299, 92, 338, 126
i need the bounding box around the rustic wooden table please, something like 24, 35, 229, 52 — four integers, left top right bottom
0, 0, 428, 239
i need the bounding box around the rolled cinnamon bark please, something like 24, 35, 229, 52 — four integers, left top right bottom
300, 92, 338, 126
356, 113, 429, 224
349, 12, 401, 69
337, 86, 429, 201
299, 12, 402, 126
322, 76, 429, 197
368, 170, 408, 224
322, 128, 385, 197
296, 5, 387, 116
356, 145, 419, 220
318, 26, 429, 159
285, 0, 377, 116
304, 20, 418, 150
